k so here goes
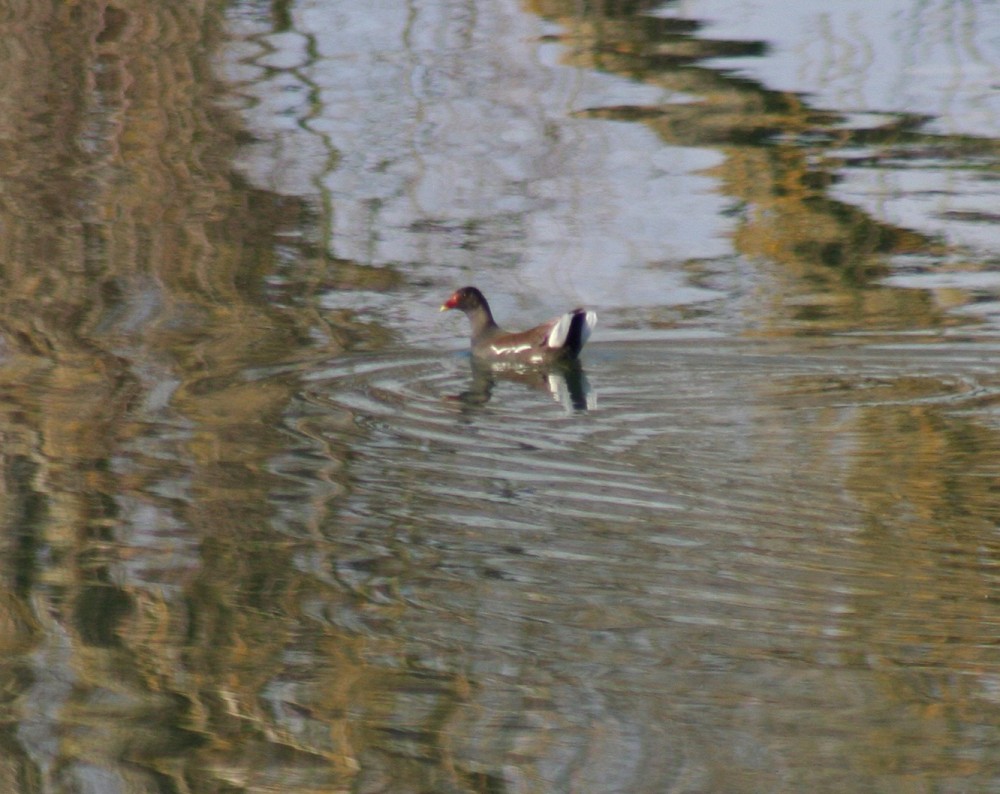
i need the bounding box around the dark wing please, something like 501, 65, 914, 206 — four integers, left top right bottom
480, 320, 558, 359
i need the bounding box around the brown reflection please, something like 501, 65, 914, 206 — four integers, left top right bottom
510, 3, 1000, 788
0, 2, 386, 792
1, 0, 998, 792
451, 359, 594, 412
526, 0, 991, 336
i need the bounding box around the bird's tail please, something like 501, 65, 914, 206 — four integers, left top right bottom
547, 309, 597, 356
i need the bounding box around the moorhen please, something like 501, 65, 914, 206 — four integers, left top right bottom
440, 286, 597, 365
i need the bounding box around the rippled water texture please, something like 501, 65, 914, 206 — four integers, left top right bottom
1, 1, 1000, 792
295, 338, 1000, 790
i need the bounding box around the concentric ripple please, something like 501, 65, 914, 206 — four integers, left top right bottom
283, 338, 1000, 669
298, 347, 685, 536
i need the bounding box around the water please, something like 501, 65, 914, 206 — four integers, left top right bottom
262, 335, 1000, 790
2, 0, 1000, 792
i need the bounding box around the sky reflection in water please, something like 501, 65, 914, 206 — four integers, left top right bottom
1, 0, 1000, 792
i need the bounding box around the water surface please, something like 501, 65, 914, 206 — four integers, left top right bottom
0, 0, 999, 792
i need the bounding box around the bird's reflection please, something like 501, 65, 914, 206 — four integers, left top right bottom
451, 358, 595, 412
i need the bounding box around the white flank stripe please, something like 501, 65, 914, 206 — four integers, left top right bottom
492, 343, 532, 356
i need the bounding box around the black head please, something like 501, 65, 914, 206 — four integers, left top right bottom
441, 286, 488, 313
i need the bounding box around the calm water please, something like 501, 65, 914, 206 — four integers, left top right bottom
1, 1, 1000, 792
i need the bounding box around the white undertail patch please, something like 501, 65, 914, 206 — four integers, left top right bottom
546, 310, 598, 349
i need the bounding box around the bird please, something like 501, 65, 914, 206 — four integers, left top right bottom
440, 286, 596, 365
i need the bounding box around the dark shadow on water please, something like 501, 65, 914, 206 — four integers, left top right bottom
450, 358, 595, 412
